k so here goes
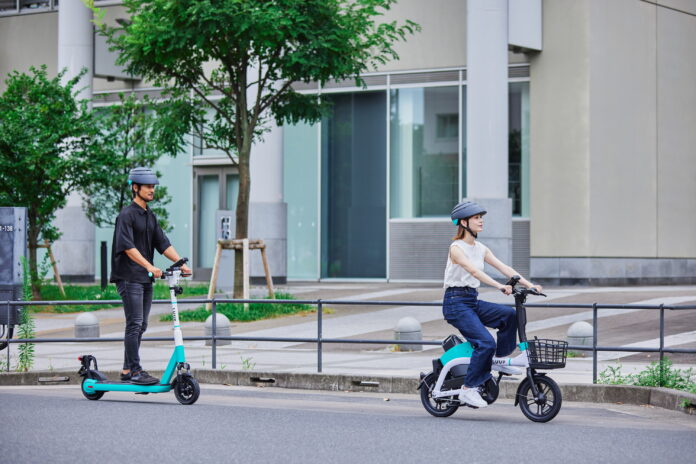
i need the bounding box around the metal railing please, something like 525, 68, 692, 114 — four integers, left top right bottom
2, 298, 696, 384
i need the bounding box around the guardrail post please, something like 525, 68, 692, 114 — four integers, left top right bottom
212, 299, 217, 370
592, 303, 598, 384
6, 301, 10, 372
317, 299, 323, 373
659, 304, 664, 387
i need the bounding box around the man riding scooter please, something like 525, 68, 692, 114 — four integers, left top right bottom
110, 167, 192, 385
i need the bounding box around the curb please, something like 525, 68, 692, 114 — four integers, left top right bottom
1, 370, 694, 416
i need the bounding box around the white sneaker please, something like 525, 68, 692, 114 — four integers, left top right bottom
492, 365, 523, 375
459, 387, 488, 408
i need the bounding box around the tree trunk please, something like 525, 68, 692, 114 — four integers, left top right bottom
233, 148, 252, 298
27, 209, 41, 300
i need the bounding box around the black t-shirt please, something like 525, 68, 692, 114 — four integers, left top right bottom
110, 202, 171, 283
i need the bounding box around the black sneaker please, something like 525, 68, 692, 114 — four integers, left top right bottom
130, 371, 159, 385
120, 372, 132, 382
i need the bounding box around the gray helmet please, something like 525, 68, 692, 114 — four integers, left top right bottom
128, 167, 159, 185
451, 201, 487, 225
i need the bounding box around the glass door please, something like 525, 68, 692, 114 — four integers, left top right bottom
193, 167, 238, 278
321, 91, 387, 278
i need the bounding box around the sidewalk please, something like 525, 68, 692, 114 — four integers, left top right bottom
5, 282, 696, 384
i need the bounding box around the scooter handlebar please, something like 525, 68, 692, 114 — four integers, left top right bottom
147, 270, 192, 279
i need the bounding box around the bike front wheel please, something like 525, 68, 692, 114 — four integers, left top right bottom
517, 375, 562, 422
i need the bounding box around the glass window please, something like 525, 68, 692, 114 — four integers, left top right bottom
225, 174, 239, 211
197, 175, 219, 268
509, 82, 530, 217
461, 85, 467, 199
283, 122, 319, 279
390, 86, 459, 218
193, 107, 229, 158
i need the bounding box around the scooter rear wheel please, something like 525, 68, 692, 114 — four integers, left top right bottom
174, 375, 200, 405
518, 376, 562, 422
419, 373, 459, 417
81, 378, 105, 401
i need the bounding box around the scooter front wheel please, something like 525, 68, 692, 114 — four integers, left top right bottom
419, 373, 459, 417
81, 378, 105, 401
174, 375, 200, 405
517, 375, 562, 422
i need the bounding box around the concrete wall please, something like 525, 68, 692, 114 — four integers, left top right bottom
656, 4, 696, 257
529, 0, 591, 257
379, 0, 528, 72
530, 0, 696, 283
588, 0, 657, 257
0, 12, 58, 90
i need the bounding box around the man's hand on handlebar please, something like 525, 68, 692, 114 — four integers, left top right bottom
181, 263, 192, 277
147, 265, 162, 279
499, 285, 513, 295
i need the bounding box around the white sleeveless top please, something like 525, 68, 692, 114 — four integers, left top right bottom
443, 240, 489, 289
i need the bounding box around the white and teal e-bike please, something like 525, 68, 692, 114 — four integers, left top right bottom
419, 276, 567, 422
78, 258, 200, 405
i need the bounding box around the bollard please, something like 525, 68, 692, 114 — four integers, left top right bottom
74, 313, 100, 338
567, 321, 593, 357
394, 317, 422, 352
205, 313, 231, 346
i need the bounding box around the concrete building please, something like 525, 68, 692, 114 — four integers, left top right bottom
1, 0, 695, 286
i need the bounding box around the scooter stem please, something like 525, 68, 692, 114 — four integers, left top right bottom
167, 270, 184, 347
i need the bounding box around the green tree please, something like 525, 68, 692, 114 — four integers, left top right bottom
0, 66, 96, 297
96, 0, 418, 296
81, 93, 190, 232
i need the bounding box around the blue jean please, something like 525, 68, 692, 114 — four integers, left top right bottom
442, 286, 518, 388
117, 280, 153, 373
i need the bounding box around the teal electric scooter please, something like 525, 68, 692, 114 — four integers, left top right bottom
78, 258, 200, 405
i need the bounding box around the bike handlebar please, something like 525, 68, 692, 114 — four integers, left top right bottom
501, 274, 547, 297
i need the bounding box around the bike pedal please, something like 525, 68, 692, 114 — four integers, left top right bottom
135, 392, 150, 395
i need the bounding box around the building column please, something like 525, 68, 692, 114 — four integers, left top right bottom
53, 0, 95, 281
466, 0, 512, 274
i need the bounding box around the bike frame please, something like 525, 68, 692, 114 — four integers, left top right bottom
430, 289, 540, 401
82, 269, 187, 395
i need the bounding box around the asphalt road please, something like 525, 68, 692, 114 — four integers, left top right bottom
1, 385, 695, 464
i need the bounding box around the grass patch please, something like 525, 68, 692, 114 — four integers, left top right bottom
34, 281, 210, 313
598, 358, 696, 394
160, 292, 314, 323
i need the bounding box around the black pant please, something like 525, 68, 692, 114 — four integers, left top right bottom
117, 281, 153, 373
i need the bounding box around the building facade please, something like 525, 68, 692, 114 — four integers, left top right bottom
1, 0, 695, 285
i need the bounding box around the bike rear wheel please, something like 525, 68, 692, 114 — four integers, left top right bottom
518, 375, 562, 422
419, 373, 459, 417
0, 325, 13, 351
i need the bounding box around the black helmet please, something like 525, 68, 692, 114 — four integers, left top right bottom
128, 167, 159, 186
451, 201, 487, 225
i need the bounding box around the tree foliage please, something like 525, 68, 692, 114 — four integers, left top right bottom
81, 93, 190, 232
96, 0, 418, 295
0, 66, 96, 296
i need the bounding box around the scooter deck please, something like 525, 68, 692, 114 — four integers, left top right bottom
83, 378, 172, 393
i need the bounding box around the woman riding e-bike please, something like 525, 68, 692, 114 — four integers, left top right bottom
443, 200, 542, 408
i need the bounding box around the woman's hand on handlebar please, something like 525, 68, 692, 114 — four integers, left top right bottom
528, 284, 544, 294
499, 285, 513, 295
147, 265, 162, 279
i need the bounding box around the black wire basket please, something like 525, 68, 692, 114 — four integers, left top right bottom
527, 338, 568, 369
